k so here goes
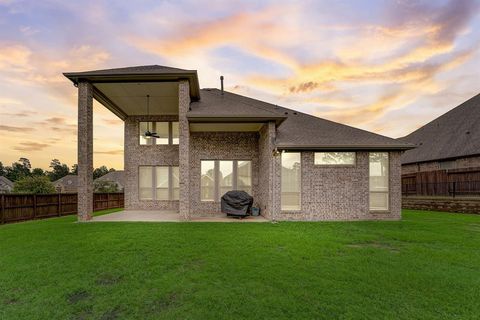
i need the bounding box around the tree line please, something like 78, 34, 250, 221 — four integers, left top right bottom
0, 158, 116, 182
0, 158, 118, 194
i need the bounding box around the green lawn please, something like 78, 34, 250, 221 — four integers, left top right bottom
0, 210, 479, 320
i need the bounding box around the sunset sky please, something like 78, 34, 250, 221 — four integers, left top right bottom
0, 0, 479, 170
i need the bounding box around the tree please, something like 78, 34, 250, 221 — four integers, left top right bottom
5, 158, 32, 181
93, 165, 110, 179
13, 176, 56, 194
71, 164, 78, 175
94, 180, 119, 193
48, 159, 69, 181
0, 161, 5, 176
31, 168, 45, 176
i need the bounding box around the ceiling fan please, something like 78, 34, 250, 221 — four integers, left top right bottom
144, 94, 159, 139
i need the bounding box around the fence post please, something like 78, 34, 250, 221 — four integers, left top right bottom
33, 194, 37, 220
107, 193, 110, 210
453, 182, 456, 198
58, 194, 61, 216
1, 194, 4, 224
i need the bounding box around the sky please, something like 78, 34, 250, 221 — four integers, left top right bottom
0, 0, 479, 170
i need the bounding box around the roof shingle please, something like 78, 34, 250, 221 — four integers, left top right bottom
400, 93, 480, 164
190, 89, 412, 150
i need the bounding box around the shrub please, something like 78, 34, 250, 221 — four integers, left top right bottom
13, 176, 56, 194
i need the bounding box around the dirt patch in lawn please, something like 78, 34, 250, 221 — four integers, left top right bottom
66, 290, 90, 304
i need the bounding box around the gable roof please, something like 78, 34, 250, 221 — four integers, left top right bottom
0, 176, 13, 188
94, 171, 124, 186
64, 65, 201, 100
53, 175, 78, 187
400, 93, 480, 164
189, 89, 413, 150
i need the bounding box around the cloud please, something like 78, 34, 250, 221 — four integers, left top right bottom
13, 141, 50, 152
94, 149, 123, 155
0, 110, 32, 117
102, 118, 123, 126
0, 125, 34, 132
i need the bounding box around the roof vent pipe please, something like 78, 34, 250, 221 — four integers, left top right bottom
220, 75, 224, 95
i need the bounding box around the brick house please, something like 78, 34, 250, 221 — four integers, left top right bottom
64, 65, 412, 222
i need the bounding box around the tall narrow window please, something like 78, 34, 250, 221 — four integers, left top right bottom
155, 167, 169, 200
172, 166, 180, 200
171, 122, 179, 145
281, 152, 301, 211
201, 161, 215, 201
139, 166, 153, 200
219, 161, 233, 200
154, 122, 169, 145
139, 122, 154, 145
237, 161, 252, 195
369, 152, 389, 211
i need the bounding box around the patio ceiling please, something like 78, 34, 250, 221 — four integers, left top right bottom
93, 82, 179, 116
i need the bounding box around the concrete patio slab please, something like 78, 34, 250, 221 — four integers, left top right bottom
92, 210, 268, 222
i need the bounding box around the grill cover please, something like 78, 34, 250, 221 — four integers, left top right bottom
221, 190, 253, 217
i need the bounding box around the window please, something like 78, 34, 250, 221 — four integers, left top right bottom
200, 160, 252, 201
369, 152, 389, 211
139, 166, 154, 200
201, 161, 215, 201
281, 152, 301, 211
237, 161, 252, 195
138, 166, 179, 200
219, 161, 233, 199
139, 122, 179, 145
314, 152, 355, 165
172, 122, 179, 145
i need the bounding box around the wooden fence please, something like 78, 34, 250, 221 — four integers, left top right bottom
0, 193, 124, 224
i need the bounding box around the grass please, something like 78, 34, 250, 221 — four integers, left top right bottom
0, 210, 479, 319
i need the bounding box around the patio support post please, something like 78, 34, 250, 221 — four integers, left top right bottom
178, 80, 191, 221
77, 81, 94, 221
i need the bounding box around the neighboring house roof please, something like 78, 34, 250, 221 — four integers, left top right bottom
400, 93, 480, 165
190, 89, 413, 151
0, 176, 14, 191
95, 171, 124, 188
53, 175, 78, 192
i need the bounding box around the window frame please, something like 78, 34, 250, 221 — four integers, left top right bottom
138, 165, 179, 201
200, 159, 253, 202
139, 121, 179, 146
281, 152, 302, 211
314, 152, 356, 166
368, 152, 390, 212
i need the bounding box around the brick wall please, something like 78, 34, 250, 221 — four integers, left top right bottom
188, 131, 259, 216
124, 115, 180, 211
276, 151, 402, 221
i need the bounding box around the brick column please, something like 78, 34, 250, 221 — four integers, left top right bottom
178, 81, 191, 220
77, 81, 94, 221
